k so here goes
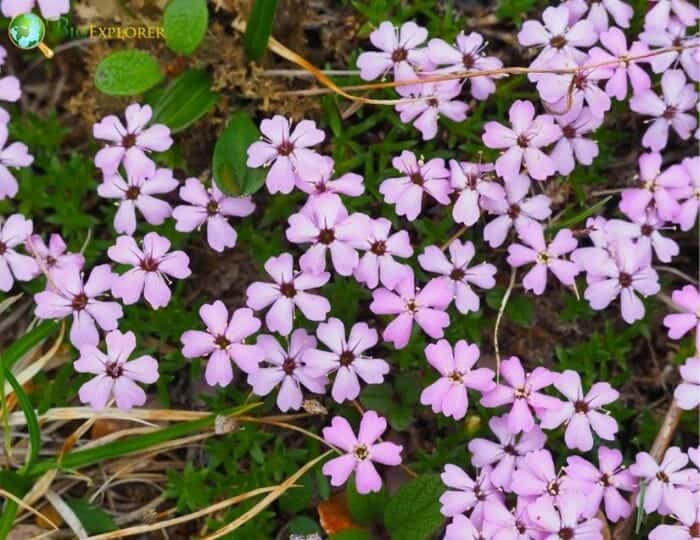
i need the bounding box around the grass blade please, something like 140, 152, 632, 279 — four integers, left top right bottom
2, 367, 41, 471
244, 0, 278, 60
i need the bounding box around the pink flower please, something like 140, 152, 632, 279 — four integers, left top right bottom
563, 0, 634, 32
353, 218, 413, 290
108, 233, 191, 310
356, 21, 430, 82
630, 69, 698, 151
643, 0, 700, 30
605, 211, 679, 264
420, 339, 495, 420
418, 239, 497, 313
74, 329, 158, 411
97, 152, 178, 235
379, 151, 451, 221
440, 464, 504, 524
448, 159, 505, 227
588, 27, 651, 100
303, 318, 389, 403
640, 21, 699, 80
483, 500, 541, 539
674, 156, 700, 231
34, 264, 123, 347
649, 497, 700, 540
565, 447, 637, 522
1, 0, 70, 19
507, 223, 579, 295
482, 100, 562, 181
550, 103, 603, 175
322, 410, 402, 493
540, 370, 619, 451
482, 173, 552, 247
0, 121, 33, 200
93, 103, 172, 174
395, 81, 469, 140
663, 285, 700, 350
180, 301, 263, 387
25, 233, 84, 278
444, 515, 486, 540
630, 447, 699, 522
427, 32, 503, 100
0, 213, 38, 292
675, 357, 700, 410
511, 449, 568, 502
248, 329, 326, 412
619, 152, 689, 221
294, 155, 364, 198
582, 238, 660, 323
245, 253, 330, 336
369, 270, 451, 349
286, 194, 370, 276
468, 414, 546, 490
527, 493, 602, 540
246, 115, 325, 195
480, 356, 560, 434
517, 5, 597, 66
0, 48, 19, 123
173, 178, 255, 252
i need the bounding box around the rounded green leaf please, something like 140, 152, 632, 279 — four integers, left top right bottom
94, 50, 163, 96
151, 69, 219, 133
163, 0, 209, 55
384, 475, 444, 540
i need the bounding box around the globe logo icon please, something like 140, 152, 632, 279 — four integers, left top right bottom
8, 13, 53, 58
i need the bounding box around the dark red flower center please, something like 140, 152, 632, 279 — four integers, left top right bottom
689, 522, 700, 537
406, 299, 418, 313
618, 272, 632, 288
462, 53, 475, 69
282, 357, 296, 375
562, 125, 576, 139
547, 479, 560, 496
662, 106, 677, 119
516, 134, 530, 148
277, 140, 294, 156
353, 443, 370, 460
656, 471, 670, 483
427, 97, 439, 108
339, 351, 355, 367
280, 282, 296, 298
206, 201, 219, 216
410, 172, 424, 186
140, 256, 159, 272
450, 268, 465, 281
392, 48, 408, 62
504, 443, 518, 456
600, 473, 611, 487
125, 186, 141, 200
214, 335, 230, 349
559, 527, 575, 540
71, 292, 88, 311
550, 35, 567, 49
122, 133, 136, 148
46, 255, 56, 267
0, 241, 6, 256
318, 228, 335, 245
574, 400, 589, 413
104, 361, 123, 379
508, 204, 521, 219
371, 240, 387, 256
573, 71, 587, 90
640, 224, 653, 236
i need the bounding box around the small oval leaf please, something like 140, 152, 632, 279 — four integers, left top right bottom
245, 0, 278, 60
151, 69, 219, 133
94, 50, 163, 96
212, 112, 266, 196
163, 0, 209, 55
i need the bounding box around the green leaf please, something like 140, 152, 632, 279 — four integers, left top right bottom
330, 530, 372, 540
94, 50, 164, 96
163, 0, 209, 55
2, 367, 40, 471
2, 321, 58, 372
288, 516, 321, 536
212, 111, 266, 196
244, 0, 278, 60
65, 499, 117, 534
548, 196, 612, 232
151, 69, 220, 133
346, 479, 387, 525
384, 475, 444, 540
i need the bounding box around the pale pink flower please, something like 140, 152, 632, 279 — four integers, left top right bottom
643, 0, 700, 30
248, 329, 326, 412
25, 233, 84, 278
674, 156, 700, 231
294, 155, 364, 198
675, 357, 700, 410
440, 464, 504, 524
480, 356, 560, 434
181, 301, 263, 387
418, 239, 497, 313
0, 48, 20, 122
108, 233, 191, 310
540, 370, 619, 452
483, 499, 541, 540
640, 21, 699, 81
420, 339, 495, 420
246, 115, 325, 194
322, 410, 402, 494
663, 285, 700, 350
482, 100, 562, 181
93, 103, 172, 174
303, 318, 389, 403
630, 69, 698, 151
448, 159, 505, 227
468, 414, 546, 490
173, 178, 255, 252
0, 121, 33, 200
648, 496, 700, 540
427, 31, 503, 100
0, 213, 38, 292
379, 151, 451, 221
286, 194, 370, 276
550, 103, 603, 175
563, 0, 634, 32
245, 253, 330, 336
74, 330, 158, 411
1, 0, 69, 19
356, 21, 431, 82
394, 81, 468, 140
582, 238, 660, 323
482, 173, 552, 248
507, 223, 580, 295
443, 515, 486, 540
97, 152, 178, 235
527, 493, 603, 540
511, 448, 568, 503
565, 447, 637, 522
605, 211, 679, 264
353, 218, 413, 290
369, 270, 451, 349
34, 264, 123, 347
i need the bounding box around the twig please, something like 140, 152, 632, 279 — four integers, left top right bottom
494, 268, 517, 382
654, 265, 699, 287
440, 226, 467, 251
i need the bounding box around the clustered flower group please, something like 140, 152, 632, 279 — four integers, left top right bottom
0, 0, 698, 537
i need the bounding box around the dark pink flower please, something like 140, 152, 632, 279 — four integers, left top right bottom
527, 493, 603, 539
353, 218, 413, 290
395, 81, 469, 140
440, 464, 504, 524
25, 233, 84, 278
550, 102, 603, 175
294, 155, 364, 198
562, 0, 634, 32
511, 448, 568, 503
448, 159, 505, 227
